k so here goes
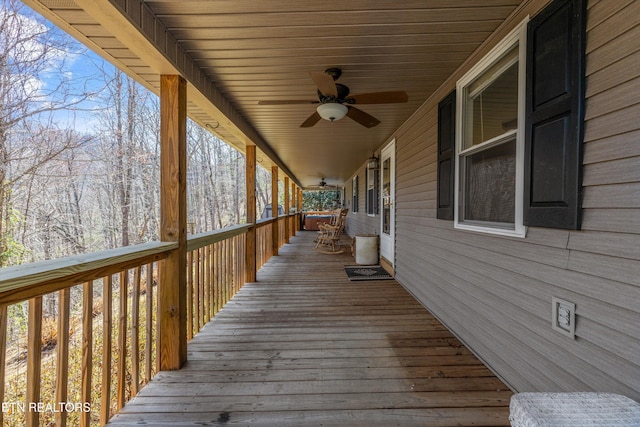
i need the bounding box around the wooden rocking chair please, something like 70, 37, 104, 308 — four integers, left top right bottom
314, 209, 348, 254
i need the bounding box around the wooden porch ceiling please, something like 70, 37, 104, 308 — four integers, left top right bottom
106, 232, 512, 426
26, 0, 523, 187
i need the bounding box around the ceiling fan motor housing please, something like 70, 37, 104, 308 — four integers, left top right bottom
317, 83, 351, 104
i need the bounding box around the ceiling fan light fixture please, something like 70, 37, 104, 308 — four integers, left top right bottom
316, 103, 348, 121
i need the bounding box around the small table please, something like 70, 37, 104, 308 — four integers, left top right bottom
510, 392, 640, 426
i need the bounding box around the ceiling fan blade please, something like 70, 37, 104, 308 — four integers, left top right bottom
309, 71, 338, 97
300, 111, 322, 128
346, 106, 380, 128
258, 100, 318, 105
346, 91, 408, 104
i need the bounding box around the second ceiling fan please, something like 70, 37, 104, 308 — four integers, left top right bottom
258, 68, 408, 128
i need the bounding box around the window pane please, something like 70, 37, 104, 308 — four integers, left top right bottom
352, 176, 358, 212
463, 140, 516, 225
465, 46, 519, 149
382, 158, 391, 235
366, 168, 378, 215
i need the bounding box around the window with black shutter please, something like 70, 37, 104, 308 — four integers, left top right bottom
438, 0, 585, 236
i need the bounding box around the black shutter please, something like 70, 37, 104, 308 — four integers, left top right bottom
352, 176, 358, 213
437, 90, 456, 220
524, 0, 586, 229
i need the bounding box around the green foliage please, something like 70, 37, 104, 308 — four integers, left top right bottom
302, 190, 341, 211
0, 208, 30, 266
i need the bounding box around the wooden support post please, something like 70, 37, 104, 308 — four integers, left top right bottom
298, 188, 303, 231
271, 166, 279, 255
284, 176, 290, 243
298, 187, 302, 211
245, 145, 257, 282
158, 74, 187, 370
291, 181, 296, 236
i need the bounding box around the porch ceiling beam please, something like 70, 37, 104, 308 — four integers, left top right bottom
55, 0, 301, 187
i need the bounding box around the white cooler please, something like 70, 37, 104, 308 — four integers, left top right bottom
354, 234, 379, 265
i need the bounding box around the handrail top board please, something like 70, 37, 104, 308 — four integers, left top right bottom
0, 241, 177, 305
0, 218, 296, 304
187, 223, 253, 251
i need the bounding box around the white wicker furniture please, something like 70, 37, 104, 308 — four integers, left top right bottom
510, 392, 640, 427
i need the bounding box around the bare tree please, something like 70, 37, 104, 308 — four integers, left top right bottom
0, 0, 100, 265
93, 68, 160, 248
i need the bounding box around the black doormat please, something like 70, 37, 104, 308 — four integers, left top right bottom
344, 265, 393, 281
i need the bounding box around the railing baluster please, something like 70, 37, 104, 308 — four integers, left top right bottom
81, 281, 93, 427
117, 271, 128, 410
215, 242, 221, 314
26, 296, 43, 427
224, 240, 233, 303
211, 243, 216, 319
221, 240, 226, 310
241, 235, 246, 290
0, 304, 7, 427
101, 275, 113, 425
186, 251, 193, 340
55, 289, 71, 427
131, 267, 141, 396
155, 266, 161, 375
222, 240, 227, 310
145, 265, 153, 384
221, 240, 226, 311
216, 242, 221, 313
203, 245, 210, 324
197, 248, 203, 331
236, 237, 240, 294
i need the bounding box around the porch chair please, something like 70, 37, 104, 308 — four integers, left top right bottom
314, 209, 348, 254
313, 208, 342, 243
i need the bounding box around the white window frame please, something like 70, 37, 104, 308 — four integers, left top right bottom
454, 19, 528, 238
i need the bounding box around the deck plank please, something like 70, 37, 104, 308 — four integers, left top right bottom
107, 231, 512, 426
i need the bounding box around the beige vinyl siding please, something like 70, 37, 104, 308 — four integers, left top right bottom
345, 167, 379, 237
378, 0, 640, 400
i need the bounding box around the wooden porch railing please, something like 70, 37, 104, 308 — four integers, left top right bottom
0, 215, 302, 427
255, 218, 274, 271
0, 243, 175, 427
254, 213, 300, 271
185, 224, 249, 339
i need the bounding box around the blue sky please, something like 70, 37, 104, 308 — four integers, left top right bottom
13, 1, 117, 134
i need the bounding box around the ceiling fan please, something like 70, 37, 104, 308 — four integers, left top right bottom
306, 178, 339, 190
257, 68, 408, 128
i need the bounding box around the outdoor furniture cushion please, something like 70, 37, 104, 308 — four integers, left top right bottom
510, 392, 640, 426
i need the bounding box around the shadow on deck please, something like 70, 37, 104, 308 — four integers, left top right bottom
107, 231, 513, 426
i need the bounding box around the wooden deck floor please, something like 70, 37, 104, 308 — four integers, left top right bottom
107, 231, 513, 426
